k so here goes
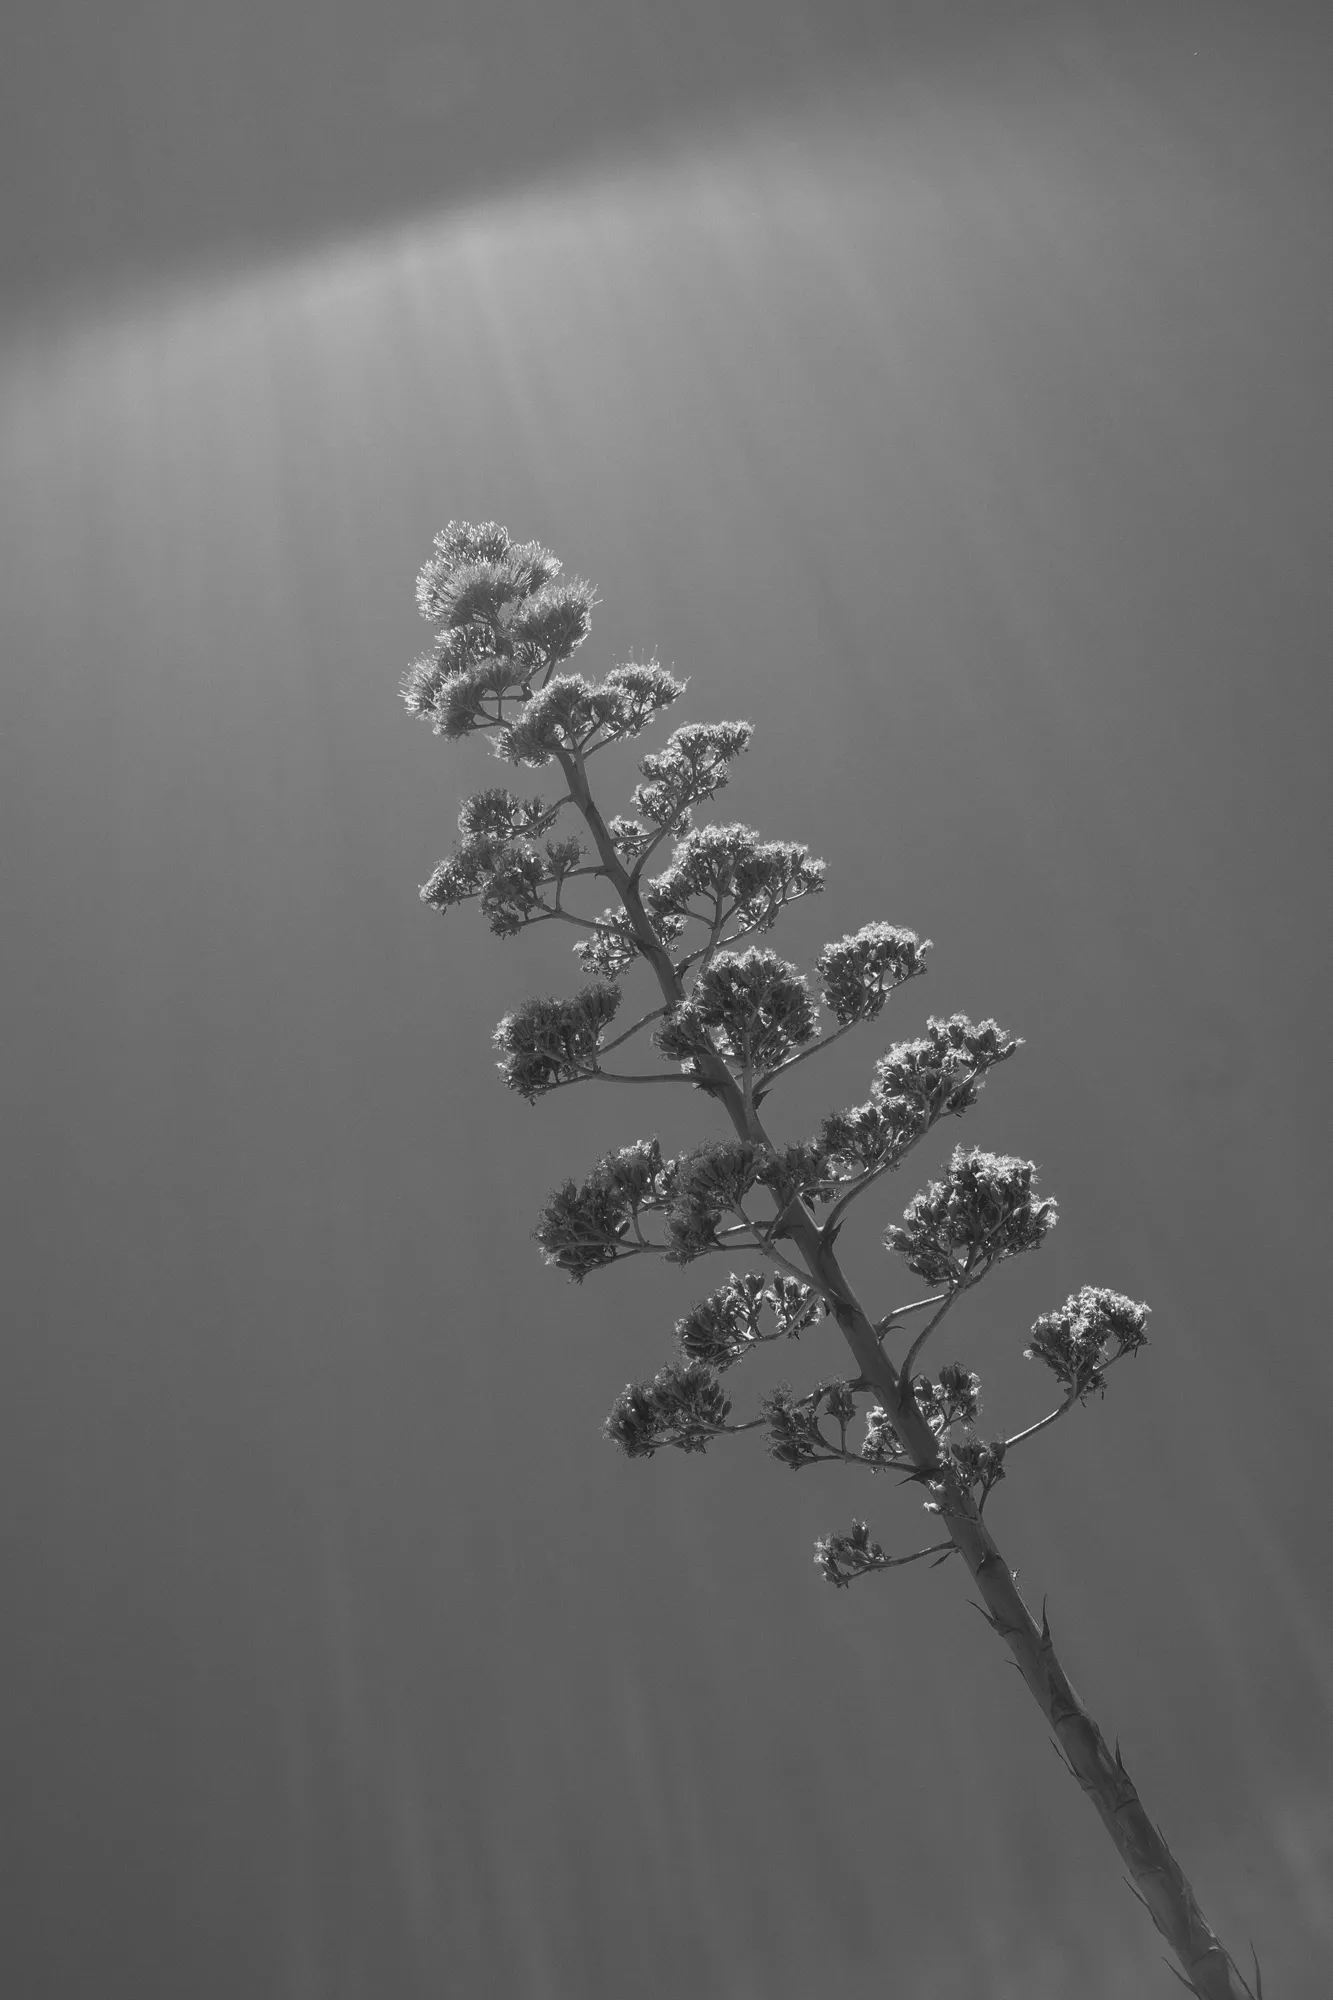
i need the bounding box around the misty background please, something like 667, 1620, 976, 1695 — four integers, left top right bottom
3, 2, 1332, 1995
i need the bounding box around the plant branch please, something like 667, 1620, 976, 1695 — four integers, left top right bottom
598, 1005, 671, 1056
755, 1014, 861, 1091
1004, 1351, 1135, 1451
875, 1292, 949, 1335
898, 1290, 960, 1400
593, 1069, 694, 1086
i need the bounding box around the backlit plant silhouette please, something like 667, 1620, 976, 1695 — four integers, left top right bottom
399, 521, 1261, 1999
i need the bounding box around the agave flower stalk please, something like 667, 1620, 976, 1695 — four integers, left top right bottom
396, 521, 1259, 1999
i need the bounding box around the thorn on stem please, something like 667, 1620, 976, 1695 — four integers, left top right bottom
1121, 1874, 1150, 1913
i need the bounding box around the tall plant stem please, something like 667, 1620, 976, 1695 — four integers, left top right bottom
561, 747, 1255, 2000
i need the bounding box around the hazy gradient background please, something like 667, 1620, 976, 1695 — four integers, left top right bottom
3, 3, 1332, 1995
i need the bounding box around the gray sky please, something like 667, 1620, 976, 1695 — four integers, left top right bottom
3, 4, 1332, 1996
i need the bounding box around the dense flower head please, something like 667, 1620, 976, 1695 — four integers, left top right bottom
408, 656, 533, 738
816, 923, 931, 1026
420, 822, 583, 937
572, 907, 687, 978
1025, 1286, 1150, 1398
675, 1270, 822, 1369
757, 1140, 835, 1211
421, 833, 543, 928
534, 1138, 675, 1280
457, 788, 561, 841
645, 823, 825, 938
872, 1015, 1019, 1123
817, 1096, 926, 1178
604, 1360, 732, 1457
401, 653, 450, 719
404, 522, 598, 741
416, 520, 522, 602
654, 1001, 719, 1079
504, 581, 597, 662
415, 524, 573, 634
494, 663, 687, 766
631, 721, 754, 830
593, 661, 688, 736
657, 949, 818, 1076
493, 982, 622, 1100
885, 1147, 1057, 1287
497, 675, 602, 764
662, 1139, 763, 1262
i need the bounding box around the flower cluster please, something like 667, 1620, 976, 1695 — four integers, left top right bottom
858, 1366, 981, 1467
817, 1097, 924, 1178
644, 823, 825, 939
915, 1363, 983, 1434
631, 721, 754, 830
675, 1271, 823, 1370
656, 950, 818, 1078
404, 524, 705, 769
572, 907, 686, 979
662, 1140, 762, 1261
403, 523, 599, 743
533, 1138, 676, 1280
421, 828, 583, 936
814, 1519, 893, 1587
861, 1402, 908, 1466
499, 663, 688, 766
604, 1361, 733, 1458
403, 653, 532, 739
873, 1015, 1020, 1122
492, 982, 622, 1100
757, 1141, 836, 1215
459, 788, 562, 841
593, 661, 691, 738
761, 1382, 854, 1471
605, 816, 650, 859
815, 923, 931, 1026
885, 1147, 1057, 1288
1025, 1287, 1150, 1398
415, 521, 562, 626
817, 1015, 1020, 1182
662, 1138, 834, 1259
